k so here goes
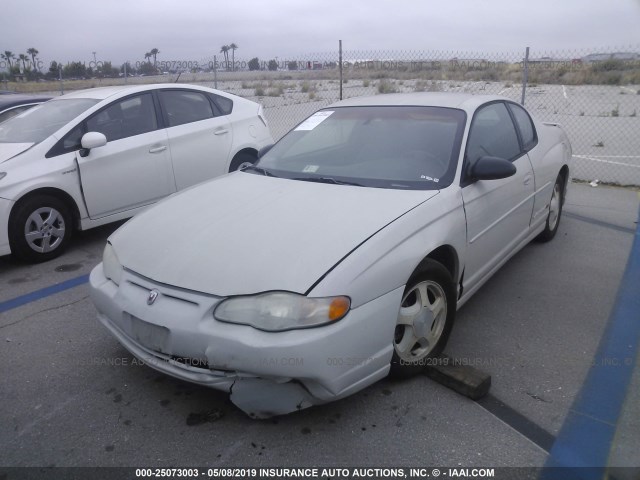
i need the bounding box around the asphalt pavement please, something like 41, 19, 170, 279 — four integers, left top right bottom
0, 182, 638, 475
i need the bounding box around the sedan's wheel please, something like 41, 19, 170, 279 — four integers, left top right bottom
229, 151, 257, 172
536, 173, 564, 242
390, 260, 456, 377
9, 195, 73, 263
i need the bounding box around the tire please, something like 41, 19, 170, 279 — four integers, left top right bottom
9, 195, 73, 263
228, 151, 257, 172
390, 260, 457, 377
535, 173, 564, 243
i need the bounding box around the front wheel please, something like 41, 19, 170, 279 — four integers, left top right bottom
228, 151, 257, 172
536, 173, 564, 242
390, 260, 457, 377
9, 195, 73, 263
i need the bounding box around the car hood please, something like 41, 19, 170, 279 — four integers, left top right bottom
0, 143, 34, 163
110, 172, 438, 296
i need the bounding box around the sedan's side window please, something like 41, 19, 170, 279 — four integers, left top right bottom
466, 102, 521, 164
508, 103, 537, 151
159, 90, 214, 127
86, 93, 157, 142
210, 93, 233, 115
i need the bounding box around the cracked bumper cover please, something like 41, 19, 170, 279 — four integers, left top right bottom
89, 264, 401, 418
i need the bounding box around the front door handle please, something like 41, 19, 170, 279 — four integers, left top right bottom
214, 128, 229, 135
523, 173, 533, 186
149, 145, 167, 154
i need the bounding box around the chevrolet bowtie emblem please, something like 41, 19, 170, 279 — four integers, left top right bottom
147, 289, 159, 305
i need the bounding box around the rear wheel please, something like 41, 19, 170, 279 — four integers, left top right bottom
229, 151, 257, 172
390, 260, 456, 377
9, 195, 73, 263
536, 173, 564, 242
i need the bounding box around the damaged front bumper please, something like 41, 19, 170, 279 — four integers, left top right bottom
89, 264, 402, 418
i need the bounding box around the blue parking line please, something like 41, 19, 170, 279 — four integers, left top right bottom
0, 274, 90, 314
543, 206, 640, 479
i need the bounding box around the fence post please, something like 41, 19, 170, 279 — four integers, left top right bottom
59, 65, 64, 95
124, 61, 127, 83
339, 40, 343, 100
521, 46, 529, 106
214, 54, 218, 90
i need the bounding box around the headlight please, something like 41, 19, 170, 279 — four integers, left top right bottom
102, 242, 123, 286
0, 172, 6, 181
213, 292, 350, 332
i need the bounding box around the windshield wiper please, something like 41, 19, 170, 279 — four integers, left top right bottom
292, 176, 363, 187
243, 165, 277, 177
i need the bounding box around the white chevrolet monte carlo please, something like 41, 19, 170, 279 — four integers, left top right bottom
90, 93, 571, 418
0, 84, 273, 262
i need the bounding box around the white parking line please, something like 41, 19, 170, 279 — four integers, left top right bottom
574, 155, 640, 168
562, 85, 568, 99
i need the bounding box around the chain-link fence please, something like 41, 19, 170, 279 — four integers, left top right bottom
4, 44, 640, 186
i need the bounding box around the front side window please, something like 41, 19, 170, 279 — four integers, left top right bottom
0, 98, 99, 144
86, 93, 157, 142
254, 106, 466, 190
465, 102, 521, 165
160, 90, 214, 127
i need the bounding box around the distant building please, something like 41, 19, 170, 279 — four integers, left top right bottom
582, 52, 640, 63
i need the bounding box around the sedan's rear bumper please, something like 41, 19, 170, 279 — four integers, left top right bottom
89, 264, 401, 417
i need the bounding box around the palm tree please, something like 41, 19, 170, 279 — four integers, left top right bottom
1, 51, 15, 69
229, 43, 238, 71
220, 45, 230, 70
144, 52, 152, 63
18, 54, 29, 72
27, 47, 39, 71
149, 48, 160, 69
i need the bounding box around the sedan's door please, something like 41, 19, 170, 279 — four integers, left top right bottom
158, 89, 232, 190
461, 102, 535, 293
77, 92, 175, 219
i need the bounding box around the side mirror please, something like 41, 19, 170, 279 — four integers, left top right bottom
79, 132, 107, 157
257, 144, 274, 159
469, 156, 516, 181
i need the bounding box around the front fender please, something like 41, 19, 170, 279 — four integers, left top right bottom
309, 187, 467, 309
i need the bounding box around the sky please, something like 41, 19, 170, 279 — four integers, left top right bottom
1, 0, 640, 68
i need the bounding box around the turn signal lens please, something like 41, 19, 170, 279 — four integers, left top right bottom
329, 297, 351, 321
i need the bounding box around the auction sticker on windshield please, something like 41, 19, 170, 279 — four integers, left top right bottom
295, 111, 334, 130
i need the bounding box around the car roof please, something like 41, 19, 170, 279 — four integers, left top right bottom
54, 83, 224, 101
0, 93, 53, 109
329, 92, 508, 112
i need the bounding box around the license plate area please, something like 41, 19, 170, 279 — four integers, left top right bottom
126, 313, 170, 353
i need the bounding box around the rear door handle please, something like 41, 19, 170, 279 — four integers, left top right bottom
149, 146, 167, 154
214, 128, 229, 135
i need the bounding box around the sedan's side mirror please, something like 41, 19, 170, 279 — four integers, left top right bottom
79, 132, 107, 158
469, 156, 516, 181
258, 144, 274, 159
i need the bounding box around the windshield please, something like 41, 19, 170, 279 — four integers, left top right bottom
0, 98, 99, 144
254, 106, 466, 189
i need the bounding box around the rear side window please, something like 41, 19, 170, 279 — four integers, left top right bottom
210, 93, 233, 115
466, 102, 521, 164
508, 103, 537, 151
86, 93, 158, 142
160, 90, 214, 127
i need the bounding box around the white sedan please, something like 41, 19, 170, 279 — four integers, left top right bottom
0, 84, 273, 262
90, 93, 571, 418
